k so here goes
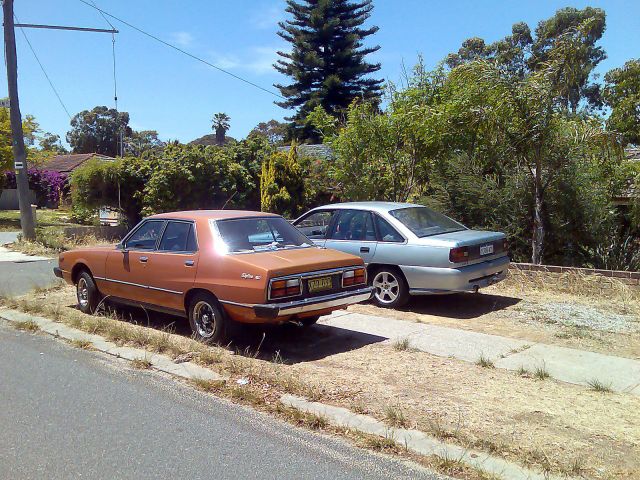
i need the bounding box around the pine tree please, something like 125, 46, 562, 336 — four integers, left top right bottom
274, 0, 383, 139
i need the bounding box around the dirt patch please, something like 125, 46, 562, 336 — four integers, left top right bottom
7, 283, 640, 479
351, 280, 640, 360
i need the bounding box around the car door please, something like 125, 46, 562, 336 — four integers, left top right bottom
324, 209, 377, 263
104, 219, 166, 304
292, 209, 336, 247
144, 220, 199, 312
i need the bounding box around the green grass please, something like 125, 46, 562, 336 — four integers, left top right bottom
533, 363, 551, 380
587, 378, 613, 393
0, 209, 81, 232
476, 355, 495, 368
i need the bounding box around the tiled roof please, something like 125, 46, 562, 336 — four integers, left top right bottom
626, 148, 640, 162
277, 144, 334, 160
43, 153, 114, 173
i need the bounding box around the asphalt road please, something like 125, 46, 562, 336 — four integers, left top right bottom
0, 324, 441, 480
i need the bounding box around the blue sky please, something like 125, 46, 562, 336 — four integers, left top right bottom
3, 0, 639, 147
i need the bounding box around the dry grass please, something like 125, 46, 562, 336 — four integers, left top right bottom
392, 337, 411, 351
503, 268, 639, 313
4, 287, 640, 480
131, 357, 153, 369
70, 338, 93, 349
475, 355, 495, 368
13, 319, 40, 332
384, 404, 409, 428
10, 229, 112, 257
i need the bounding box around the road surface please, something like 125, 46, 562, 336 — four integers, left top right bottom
0, 324, 440, 480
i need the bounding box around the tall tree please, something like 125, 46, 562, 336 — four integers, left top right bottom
124, 130, 165, 157
66, 106, 130, 157
211, 113, 230, 146
275, 0, 383, 139
603, 59, 640, 146
249, 119, 288, 145
529, 7, 606, 113
446, 7, 605, 113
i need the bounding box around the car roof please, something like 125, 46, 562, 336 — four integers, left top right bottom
313, 201, 420, 214
148, 210, 281, 221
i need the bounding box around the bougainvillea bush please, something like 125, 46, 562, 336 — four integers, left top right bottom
4, 169, 68, 207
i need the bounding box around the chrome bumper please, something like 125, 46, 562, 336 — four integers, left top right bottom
221, 286, 373, 319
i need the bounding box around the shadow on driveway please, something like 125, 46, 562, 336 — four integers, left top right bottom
399, 292, 521, 319
72, 302, 386, 365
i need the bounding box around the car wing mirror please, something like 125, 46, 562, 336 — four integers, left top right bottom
117, 242, 128, 252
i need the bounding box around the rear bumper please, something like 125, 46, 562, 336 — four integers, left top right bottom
221, 286, 373, 320
401, 255, 510, 294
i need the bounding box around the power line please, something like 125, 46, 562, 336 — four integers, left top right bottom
78, 0, 285, 100
14, 14, 72, 119
86, 0, 118, 110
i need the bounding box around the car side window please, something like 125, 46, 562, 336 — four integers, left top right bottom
295, 210, 334, 239
158, 221, 195, 252
125, 220, 164, 250
375, 215, 404, 243
329, 210, 376, 241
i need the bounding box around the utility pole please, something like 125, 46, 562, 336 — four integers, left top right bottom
3, 0, 35, 240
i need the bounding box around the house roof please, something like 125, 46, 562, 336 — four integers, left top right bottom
277, 144, 334, 160
43, 153, 114, 173
626, 148, 640, 162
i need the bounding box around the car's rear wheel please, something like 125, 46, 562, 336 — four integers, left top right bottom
370, 267, 409, 308
188, 292, 231, 344
299, 315, 320, 327
76, 271, 101, 314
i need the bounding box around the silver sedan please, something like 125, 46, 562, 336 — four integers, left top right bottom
293, 202, 510, 308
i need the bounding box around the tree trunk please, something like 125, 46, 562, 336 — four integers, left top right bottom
531, 167, 544, 264
215, 128, 225, 145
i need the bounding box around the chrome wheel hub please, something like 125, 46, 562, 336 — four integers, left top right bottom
193, 301, 216, 338
372, 272, 399, 304
77, 278, 89, 308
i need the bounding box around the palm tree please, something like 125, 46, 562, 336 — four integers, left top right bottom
211, 113, 231, 145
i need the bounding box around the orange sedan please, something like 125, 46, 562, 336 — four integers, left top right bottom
54, 211, 372, 342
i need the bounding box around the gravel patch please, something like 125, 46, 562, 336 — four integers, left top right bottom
518, 301, 640, 334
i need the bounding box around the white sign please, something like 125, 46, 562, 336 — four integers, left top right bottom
14, 161, 23, 170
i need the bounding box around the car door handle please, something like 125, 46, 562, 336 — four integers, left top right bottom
139, 256, 148, 263
360, 247, 370, 253
184, 260, 194, 267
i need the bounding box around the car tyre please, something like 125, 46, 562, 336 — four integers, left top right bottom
370, 267, 410, 308
76, 271, 102, 314
299, 315, 320, 327
188, 292, 232, 344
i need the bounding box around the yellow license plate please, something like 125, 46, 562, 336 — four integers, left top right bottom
308, 276, 333, 293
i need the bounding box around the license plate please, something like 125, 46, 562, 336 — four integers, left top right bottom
480, 244, 494, 256
308, 276, 333, 293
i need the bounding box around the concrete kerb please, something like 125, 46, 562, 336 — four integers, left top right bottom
0, 308, 224, 383
0, 307, 577, 480
281, 394, 565, 480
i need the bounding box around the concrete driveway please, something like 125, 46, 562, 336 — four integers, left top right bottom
0, 232, 58, 297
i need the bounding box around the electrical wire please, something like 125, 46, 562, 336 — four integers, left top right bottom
77, 0, 285, 100
14, 13, 72, 119
86, 0, 118, 109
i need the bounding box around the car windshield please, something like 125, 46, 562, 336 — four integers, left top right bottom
390, 207, 466, 238
214, 217, 313, 253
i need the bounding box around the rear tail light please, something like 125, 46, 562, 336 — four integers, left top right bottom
342, 267, 367, 287
449, 246, 469, 263
269, 278, 302, 299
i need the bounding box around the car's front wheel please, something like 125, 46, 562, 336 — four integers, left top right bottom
370, 267, 409, 308
76, 271, 102, 314
188, 292, 231, 344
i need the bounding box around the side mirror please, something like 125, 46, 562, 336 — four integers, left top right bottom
117, 242, 128, 252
